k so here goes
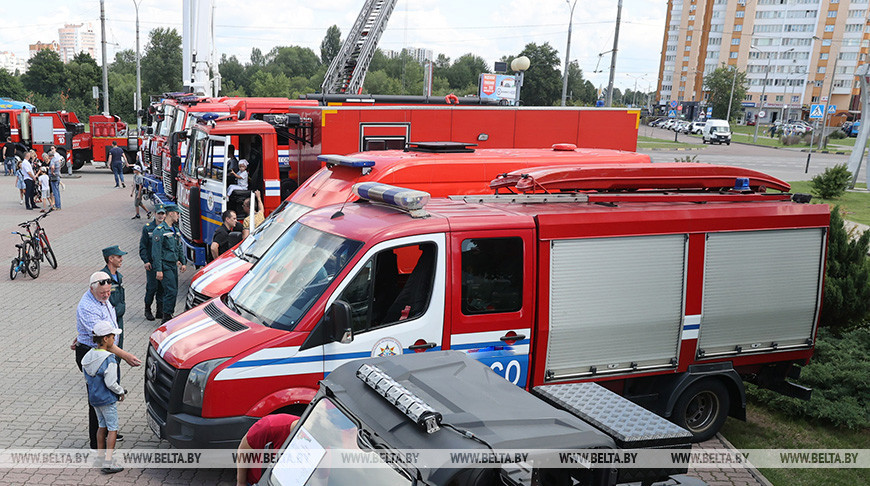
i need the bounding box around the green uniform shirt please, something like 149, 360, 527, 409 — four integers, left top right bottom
151, 222, 185, 272
140, 220, 159, 264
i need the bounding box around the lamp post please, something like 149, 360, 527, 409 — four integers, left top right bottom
819, 53, 840, 150
511, 56, 530, 106
100, 0, 109, 115
626, 73, 645, 107
133, 0, 143, 131
605, 0, 624, 107
752, 46, 794, 143
561, 0, 578, 106
726, 65, 738, 122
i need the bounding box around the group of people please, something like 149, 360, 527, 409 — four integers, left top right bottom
3, 137, 63, 211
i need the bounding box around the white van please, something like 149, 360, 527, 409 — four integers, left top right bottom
702, 119, 731, 145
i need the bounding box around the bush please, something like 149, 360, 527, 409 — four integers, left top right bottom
829, 129, 847, 140
780, 134, 803, 146
673, 155, 699, 163
746, 327, 870, 429
811, 163, 852, 199
819, 206, 870, 331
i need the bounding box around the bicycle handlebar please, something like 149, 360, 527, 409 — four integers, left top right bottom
18, 208, 51, 227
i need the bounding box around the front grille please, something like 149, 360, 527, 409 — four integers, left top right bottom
186, 286, 210, 310
143, 149, 151, 170
152, 153, 162, 177
145, 345, 178, 422
163, 168, 174, 197
204, 302, 249, 332
179, 203, 192, 240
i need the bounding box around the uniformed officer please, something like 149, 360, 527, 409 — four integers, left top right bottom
152, 203, 187, 323
140, 204, 166, 321
100, 245, 127, 348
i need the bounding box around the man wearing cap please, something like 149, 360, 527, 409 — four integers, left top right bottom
72, 271, 140, 450
140, 204, 166, 321
100, 246, 127, 348
152, 203, 187, 322
131, 165, 150, 219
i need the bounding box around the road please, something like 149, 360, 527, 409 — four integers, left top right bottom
638, 125, 868, 184
0, 165, 772, 485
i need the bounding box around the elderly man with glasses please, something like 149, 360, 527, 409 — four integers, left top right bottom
72, 271, 141, 451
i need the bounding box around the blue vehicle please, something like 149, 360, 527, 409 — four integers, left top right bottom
851, 120, 861, 137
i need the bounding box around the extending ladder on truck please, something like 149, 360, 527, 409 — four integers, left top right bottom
321, 0, 398, 94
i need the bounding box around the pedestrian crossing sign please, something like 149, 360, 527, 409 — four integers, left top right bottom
810, 104, 825, 119
827, 104, 837, 114
669, 110, 677, 118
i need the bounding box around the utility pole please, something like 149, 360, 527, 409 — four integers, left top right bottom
819, 53, 840, 151
605, 0, 623, 107
134, 0, 143, 130
726, 66, 737, 122
561, 0, 578, 106
100, 0, 110, 115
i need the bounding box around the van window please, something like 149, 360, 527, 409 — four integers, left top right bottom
337, 242, 437, 333
461, 238, 523, 315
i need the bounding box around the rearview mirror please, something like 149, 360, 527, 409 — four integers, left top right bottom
328, 300, 353, 344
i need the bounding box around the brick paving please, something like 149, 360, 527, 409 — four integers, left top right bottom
0, 166, 769, 485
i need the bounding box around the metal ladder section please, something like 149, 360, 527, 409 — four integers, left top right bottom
321, 0, 398, 94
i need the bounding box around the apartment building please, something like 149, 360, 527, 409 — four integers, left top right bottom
29, 41, 60, 59
657, 0, 870, 123
58, 23, 96, 63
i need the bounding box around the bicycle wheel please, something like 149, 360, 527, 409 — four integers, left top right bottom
10, 259, 19, 280
39, 232, 57, 269
25, 243, 40, 279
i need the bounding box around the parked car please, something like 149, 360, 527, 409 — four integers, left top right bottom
841, 121, 853, 134
661, 119, 676, 130
851, 120, 861, 137
690, 121, 706, 134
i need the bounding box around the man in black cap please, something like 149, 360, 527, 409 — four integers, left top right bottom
140, 204, 166, 321
100, 246, 127, 348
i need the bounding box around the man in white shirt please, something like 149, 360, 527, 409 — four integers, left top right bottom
21, 152, 36, 210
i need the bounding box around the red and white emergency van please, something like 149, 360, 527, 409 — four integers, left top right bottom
185, 143, 653, 309
145, 163, 829, 449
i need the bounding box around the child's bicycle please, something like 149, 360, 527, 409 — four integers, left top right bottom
10, 230, 39, 279
20, 208, 57, 269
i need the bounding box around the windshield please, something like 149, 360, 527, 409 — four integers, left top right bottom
159, 105, 176, 137
229, 224, 362, 330
712, 126, 730, 134
269, 398, 413, 486
238, 201, 313, 261
185, 129, 209, 177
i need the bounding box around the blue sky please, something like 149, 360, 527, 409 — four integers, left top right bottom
0, 0, 667, 92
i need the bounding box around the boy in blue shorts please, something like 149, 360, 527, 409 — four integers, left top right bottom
82, 320, 128, 473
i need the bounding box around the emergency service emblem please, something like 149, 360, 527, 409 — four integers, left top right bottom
207, 192, 215, 212
372, 337, 402, 357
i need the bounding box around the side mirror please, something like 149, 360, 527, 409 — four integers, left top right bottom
327, 300, 353, 344
196, 166, 205, 178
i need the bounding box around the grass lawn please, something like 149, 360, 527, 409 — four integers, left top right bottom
636, 136, 699, 150
729, 124, 859, 152
781, 181, 870, 225
721, 402, 870, 486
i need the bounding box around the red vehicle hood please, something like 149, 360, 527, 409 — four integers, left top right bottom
150, 300, 290, 368
189, 253, 253, 300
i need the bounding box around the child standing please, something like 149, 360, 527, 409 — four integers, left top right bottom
15, 157, 25, 205
82, 320, 127, 474
130, 165, 151, 219
37, 168, 51, 212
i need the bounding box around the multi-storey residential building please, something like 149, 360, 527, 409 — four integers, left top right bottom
29, 41, 60, 59
58, 23, 96, 63
0, 51, 28, 74
657, 0, 870, 123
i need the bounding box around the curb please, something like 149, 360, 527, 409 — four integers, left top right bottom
715, 433, 774, 486
643, 147, 705, 152
798, 149, 849, 155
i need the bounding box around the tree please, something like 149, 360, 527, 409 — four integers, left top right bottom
320, 25, 341, 65
511, 42, 562, 106
704, 66, 747, 121
22, 49, 64, 97
65, 52, 101, 101
265, 46, 320, 80
141, 28, 182, 96
820, 207, 870, 332
564, 61, 593, 105
110, 49, 137, 77
219, 54, 247, 96
445, 54, 488, 92
0, 68, 26, 100
249, 71, 291, 97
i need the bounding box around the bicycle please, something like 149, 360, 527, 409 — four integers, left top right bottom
20, 208, 57, 269
10, 230, 39, 279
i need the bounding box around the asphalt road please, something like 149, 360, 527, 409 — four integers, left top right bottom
637, 125, 869, 184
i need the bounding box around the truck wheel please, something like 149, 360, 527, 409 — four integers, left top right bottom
72, 150, 88, 171
672, 380, 729, 442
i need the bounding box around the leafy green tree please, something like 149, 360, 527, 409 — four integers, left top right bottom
704, 66, 747, 121
445, 54, 487, 92
820, 206, 870, 332
0, 68, 26, 100
219, 54, 247, 96
320, 25, 341, 65
65, 52, 101, 101
363, 70, 402, 94
512, 42, 562, 106
249, 71, 291, 97
22, 49, 64, 97
141, 28, 182, 95
110, 49, 137, 77
265, 46, 320, 80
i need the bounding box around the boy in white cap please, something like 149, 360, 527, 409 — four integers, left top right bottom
130, 165, 151, 219
81, 320, 127, 474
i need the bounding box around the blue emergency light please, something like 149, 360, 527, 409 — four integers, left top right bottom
318, 154, 376, 169
177, 95, 201, 103
353, 182, 430, 217
733, 177, 750, 192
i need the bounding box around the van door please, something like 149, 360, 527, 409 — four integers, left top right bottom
320, 234, 446, 374
447, 230, 535, 387
199, 135, 228, 245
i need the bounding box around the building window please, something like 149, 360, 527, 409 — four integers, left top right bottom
734, 24, 743, 32
730, 52, 739, 58
685, 45, 692, 51
825, 24, 835, 32
828, 10, 838, 17
745, 95, 752, 101
776, 95, 784, 101
792, 95, 799, 102
812, 96, 819, 102
732, 38, 741, 45
736, 11, 745, 18
820, 52, 829, 60
822, 39, 832, 46
818, 66, 827, 73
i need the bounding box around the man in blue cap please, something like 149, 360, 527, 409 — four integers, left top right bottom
152, 203, 187, 323
100, 246, 127, 348
140, 203, 166, 321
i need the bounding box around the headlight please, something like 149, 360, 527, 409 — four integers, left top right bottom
182, 358, 228, 410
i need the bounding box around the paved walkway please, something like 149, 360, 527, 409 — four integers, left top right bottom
0, 166, 769, 485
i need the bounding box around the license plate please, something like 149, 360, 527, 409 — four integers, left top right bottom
147, 413, 162, 439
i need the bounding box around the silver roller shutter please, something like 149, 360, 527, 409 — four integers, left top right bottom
699, 228, 825, 357
546, 234, 686, 380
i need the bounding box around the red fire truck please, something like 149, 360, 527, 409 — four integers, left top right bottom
72, 114, 139, 169
145, 162, 828, 449
185, 144, 652, 309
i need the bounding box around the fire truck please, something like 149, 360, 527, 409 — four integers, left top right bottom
72, 114, 139, 169
173, 105, 642, 266
145, 162, 829, 449
185, 144, 653, 309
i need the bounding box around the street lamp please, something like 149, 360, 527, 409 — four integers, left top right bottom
511, 56, 530, 106
752, 46, 795, 143
726, 65, 738, 122
626, 73, 645, 107
605, 0, 624, 107
561, 0, 578, 107
133, 0, 143, 131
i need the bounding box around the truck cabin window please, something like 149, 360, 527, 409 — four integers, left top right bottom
337, 242, 437, 333
461, 238, 523, 315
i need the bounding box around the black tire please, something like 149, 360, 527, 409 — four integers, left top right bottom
40, 234, 57, 269
25, 244, 40, 279
10, 259, 18, 280
72, 150, 89, 171
671, 379, 730, 442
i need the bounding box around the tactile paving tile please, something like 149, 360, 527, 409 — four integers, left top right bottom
534, 382, 692, 448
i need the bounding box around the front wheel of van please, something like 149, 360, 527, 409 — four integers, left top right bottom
672, 380, 729, 442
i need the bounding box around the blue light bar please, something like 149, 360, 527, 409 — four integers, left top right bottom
177, 95, 201, 103
318, 154, 376, 168
734, 177, 750, 191
353, 182, 430, 217
199, 112, 220, 122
